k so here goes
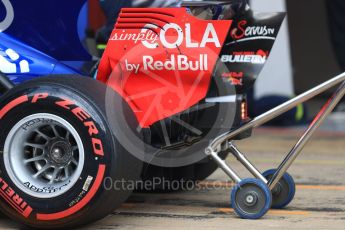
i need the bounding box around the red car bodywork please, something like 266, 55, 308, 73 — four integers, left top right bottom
97, 8, 232, 127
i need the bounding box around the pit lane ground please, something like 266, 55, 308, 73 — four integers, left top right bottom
1, 125, 344, 229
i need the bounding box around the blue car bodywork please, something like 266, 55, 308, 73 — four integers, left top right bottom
0, 0, 92, 84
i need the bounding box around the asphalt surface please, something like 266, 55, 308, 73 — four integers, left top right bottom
0, 126, 344, 229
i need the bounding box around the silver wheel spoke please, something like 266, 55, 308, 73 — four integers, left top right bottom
24, 155, 45, 164
64, 166, 70, 178
25, 142, 45, 149
65, 131, 71, 140
33, 164, 51, 178
71, 157, 78, 166
51, 124, 60, 138
49, 168, 61, 184
35, 129, 51, 141
71, 146, 78, 151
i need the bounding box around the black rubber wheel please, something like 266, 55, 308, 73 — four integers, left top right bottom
0, 76, 141, 229
262, 169, 296, 209
231, 178, 272, 219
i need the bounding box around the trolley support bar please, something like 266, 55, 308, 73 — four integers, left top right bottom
208, 150, 242, 183
229, 143, 268, 183
208, 72, 345, 151
268, 81, 345, 190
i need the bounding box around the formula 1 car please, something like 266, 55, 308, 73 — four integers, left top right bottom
95, 1, 285, 188
3, 0, 344, 229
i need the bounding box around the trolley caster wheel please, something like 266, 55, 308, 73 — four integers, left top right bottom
263, 169, 296, 209
231, 178, 272, 219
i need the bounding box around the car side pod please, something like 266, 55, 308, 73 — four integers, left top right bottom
205, 72, 345, 219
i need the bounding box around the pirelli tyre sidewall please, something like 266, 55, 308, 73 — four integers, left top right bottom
0, 77, 136, 228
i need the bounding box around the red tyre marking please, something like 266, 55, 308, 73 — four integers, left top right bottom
0, 95, 29, 119
31, 93, 49, 103
55, 98, 75, 109
92, 138, 104, 157
36, 164, 106, 221
0, 178, 33, 218
71, 107, 91, 121
0, 189, 33, 218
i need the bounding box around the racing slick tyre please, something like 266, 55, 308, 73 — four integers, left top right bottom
0, 76, 141, 229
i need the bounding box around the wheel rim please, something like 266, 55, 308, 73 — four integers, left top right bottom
263, 169, 295, 209
4, 113, 85, 199
270, 180, 292, 208
234, 183, 267, 215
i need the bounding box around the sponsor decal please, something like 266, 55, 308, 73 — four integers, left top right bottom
82, 176, 93, 192
222, 72, 244, 86
110, 23, 221, 49
68, 190, 86, 207
125, 54, 208, 74
229, 20, 276, 44
23, 181, 71, 194
36, 165, 106, 221
221, 50, 268, 64
68, 175, 94, 208
0, 177, 33, 218
21, 118, 55, 131
110, 29, 159, 46
0, 0, 14, 32
0, 48, 30, 74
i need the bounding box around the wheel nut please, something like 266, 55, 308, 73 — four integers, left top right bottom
246, 195, 254, 204
52, 147, 63, 158
244, 192, 258, 206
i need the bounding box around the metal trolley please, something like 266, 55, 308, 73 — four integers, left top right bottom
205, 72, 345, 219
